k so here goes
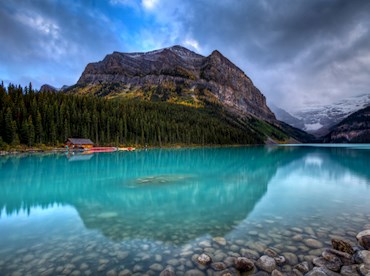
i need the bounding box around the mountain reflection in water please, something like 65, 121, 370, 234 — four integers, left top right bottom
0, 146, 369, 243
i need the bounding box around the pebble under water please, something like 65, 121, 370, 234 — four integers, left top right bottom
0, 145, 370, 275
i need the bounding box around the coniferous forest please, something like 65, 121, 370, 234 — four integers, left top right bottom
0, 83, 274, 149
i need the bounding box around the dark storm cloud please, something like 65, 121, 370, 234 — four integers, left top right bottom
0, 0, 123, 87
153, 0, 370, 110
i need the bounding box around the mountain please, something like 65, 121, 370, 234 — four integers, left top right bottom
292, 94, 370, 135
39, 84, 71, 93
324, 106, 370, 143
40, 84, 58, 93
63, 45, 316, 144
71, 45, 275, 122
269, 104, 304, 129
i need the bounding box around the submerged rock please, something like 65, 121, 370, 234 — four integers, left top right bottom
291, 227, 303, 233
331, 238, 354, 254
199, 240, 211, 247
353, 250, 370, 265
167, 259, 180, 266
282, 252, 298, 265
313, 256, 342, 272
213, 237, 227, 246
274, 255, 286, 266
184, 269, 205, 276
96, 212, 118, 219
304, 239, 324, 249
357, 230, 370, 250
256, 255, 276, 273
254, 271, 271, 276
234, 257, 254, 272
106, 269, 117, 276
223, 256, 236, 267
118, 269, 131, 276
271, 269, 284, 276
295, 261, 310, 273
210, 262, 227, 271
116, 251, 129, 260
358, 263, 370, 276
133, 174, 189, 187
292, 234, 304, 242
323, 248, 352, 266
364, 224, 370, 230
133, 264, 143, 272
322, 250, 343, 264
213, 252, 227, 262
197, 253, 212, 266
340, 265, 360, 276
264, 248, 278, 257
149, 263, 164, 271
305, 267, 333, 276
240, 248, 259, 260
160, 267, 176, 276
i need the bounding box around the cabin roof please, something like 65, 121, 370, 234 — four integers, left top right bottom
66, 138, 94, 145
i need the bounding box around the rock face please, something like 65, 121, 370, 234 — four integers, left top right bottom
324, 106, 370, 143
76, 45, 276, 122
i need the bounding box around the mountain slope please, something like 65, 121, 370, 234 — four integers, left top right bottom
293, 94, 370, 135
69, 45, 275, 122
63, 46, 316, 144
324, 106, 370, 143
270, 104, 304, 129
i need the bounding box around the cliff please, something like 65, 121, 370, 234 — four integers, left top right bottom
74, 45, 275, 121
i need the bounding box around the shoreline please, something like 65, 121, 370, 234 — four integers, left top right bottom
1, 143, 368, 156
0, 143, 264, 156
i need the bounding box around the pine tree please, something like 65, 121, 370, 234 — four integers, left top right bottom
4, 108, 16, 144
35, 111, 43, 144
27, 116, 35, 146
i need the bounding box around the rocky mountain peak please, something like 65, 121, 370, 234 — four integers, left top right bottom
75, 45, 276, 121
40, 84, 58, 93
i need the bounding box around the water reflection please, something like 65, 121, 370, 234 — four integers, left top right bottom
0, 146, 369, 243
67, 152, 94, 162
0, 147, 300, 243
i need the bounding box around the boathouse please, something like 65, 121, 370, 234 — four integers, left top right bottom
65, 138, 94, 149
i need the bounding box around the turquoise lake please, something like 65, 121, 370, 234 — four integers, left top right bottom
0, 145, 370, 275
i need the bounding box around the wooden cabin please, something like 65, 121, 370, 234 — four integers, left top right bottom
65, 138, 94, 150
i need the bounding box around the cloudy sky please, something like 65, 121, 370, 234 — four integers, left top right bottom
1, 0, 370, 111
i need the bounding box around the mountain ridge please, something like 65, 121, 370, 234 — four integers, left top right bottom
34, 45, 316, 144
324, 106, 370, 143
72, 45, 276, 122
292, 94, 370, 135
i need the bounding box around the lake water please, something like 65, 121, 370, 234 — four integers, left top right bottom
0, 145, 369, 275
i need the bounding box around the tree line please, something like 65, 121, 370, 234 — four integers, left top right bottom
0, 83, 263, 148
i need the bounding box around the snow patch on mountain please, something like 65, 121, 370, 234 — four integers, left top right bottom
304, 123, 323, 131
292, 94, 370, 133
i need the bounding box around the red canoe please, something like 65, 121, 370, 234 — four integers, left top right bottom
87, 147, 117, 153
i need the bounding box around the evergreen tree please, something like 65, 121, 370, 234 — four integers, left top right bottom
4, 108, 16, 144
27, 116, 35, 146
0, 83, 270, 148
